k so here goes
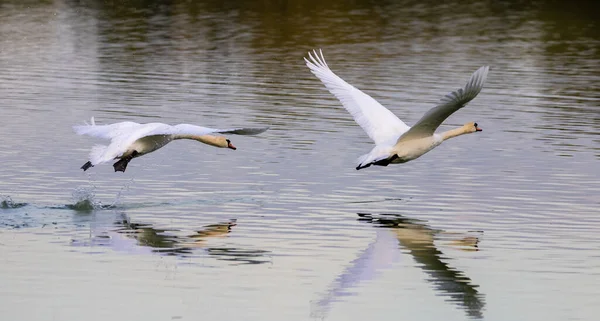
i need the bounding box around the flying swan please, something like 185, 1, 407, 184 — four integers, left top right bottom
305, 49, 489, 170
74, 118, 268, 172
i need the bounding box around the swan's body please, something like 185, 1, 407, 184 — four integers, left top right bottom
74, 118, 268, 172
305, 50, 489, 170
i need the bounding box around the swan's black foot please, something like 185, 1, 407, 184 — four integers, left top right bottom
113, 158, 130, 172
113, 151, 138, 173
81, 161, 93, 171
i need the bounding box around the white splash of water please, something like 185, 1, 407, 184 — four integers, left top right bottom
109, 178, 135, 208
0, 195, 27, 209
70, 186, 101, 211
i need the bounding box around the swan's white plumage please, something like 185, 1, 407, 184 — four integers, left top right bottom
89, 144, 109, 165
73, 120, 268, 143
304, 49, 410, 146
88, 122, 178, 165
73, 120, 141, 140
305, 49, 489, 170
74, 118, 269, 169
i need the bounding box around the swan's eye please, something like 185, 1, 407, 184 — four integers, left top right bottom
474, 122, 478, 127
226, 139, 231, 143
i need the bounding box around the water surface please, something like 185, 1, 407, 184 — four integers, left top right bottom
1, 1, 599, 320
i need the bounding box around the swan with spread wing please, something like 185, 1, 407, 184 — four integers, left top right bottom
305, 49, 489, 170
74, 118, 268, 172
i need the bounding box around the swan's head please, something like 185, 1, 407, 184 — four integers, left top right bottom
225, 138, 236, 150
194, 135, 236, 150
465, 122, 482, 133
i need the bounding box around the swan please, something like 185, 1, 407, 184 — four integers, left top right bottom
74, 118, 268, 172
305, 49, 489, 170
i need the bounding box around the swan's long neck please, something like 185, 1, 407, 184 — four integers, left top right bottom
173, 134, 202, 141
440, 127, 469, 141
174, 134, 224, 148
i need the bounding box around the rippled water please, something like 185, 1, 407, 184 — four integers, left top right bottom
1, 1, 599, 320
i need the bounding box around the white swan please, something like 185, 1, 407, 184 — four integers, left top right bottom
305, 49, 489, 170
74, 118, 268, 172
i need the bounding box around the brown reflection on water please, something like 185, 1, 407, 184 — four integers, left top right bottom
359, 213, 484, 319
312, 213, 484, 319
114, 217, 236, 251
73, 214, 272, 264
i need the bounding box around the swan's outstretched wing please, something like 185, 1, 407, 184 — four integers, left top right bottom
90, 123, 177, 165
75, 119, 268, 141
73, 118, 142, 140
305, 49, 409, 146
168, 124, 269, 136
217, 127, 269, 135
139, 123, 219, 137
397, 66, 489, 142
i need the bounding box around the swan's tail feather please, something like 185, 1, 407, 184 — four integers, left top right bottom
355, 149, 396, 170
356, 163, 372, 170
355, 153, 383, 170
355, 153, 371, 170
89, 144, 108, 166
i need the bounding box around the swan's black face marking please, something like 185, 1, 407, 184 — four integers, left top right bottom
226, 139, 237, 150
474, 122, 482, 132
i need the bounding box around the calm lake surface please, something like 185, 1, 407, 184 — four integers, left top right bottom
1, 0, 599, 320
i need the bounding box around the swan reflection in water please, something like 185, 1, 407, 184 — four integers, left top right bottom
73, 213, 271, 265
311, 213, 485, 319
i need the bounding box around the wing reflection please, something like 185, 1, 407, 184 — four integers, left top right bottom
112, 216, 238, 255
73, 213, 271, 264
311, 226, 402, 318
312, 213, 484, 319
207, 247, 272, 265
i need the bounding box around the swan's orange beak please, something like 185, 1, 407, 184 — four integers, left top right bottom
228, 142, 237, 150
476, 126, 482, 132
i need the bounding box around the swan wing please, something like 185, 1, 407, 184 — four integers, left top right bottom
169, 124, 269, 136
397, 66, 489, 142
90, 123, 176, 164
305, 49, 409, 145
138, 123, 216, 137
73, 119, 142, 140
75, 119, 267, 142
79, 121, 268, 165
145, 124, 269, 136
216, 127, 269, 135
105, 123, 267, 160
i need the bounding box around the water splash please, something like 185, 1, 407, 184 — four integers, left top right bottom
109, 178, 134, 208
0, 195, 27, 209
68, 186, 101, 212
67, 178, 134, 211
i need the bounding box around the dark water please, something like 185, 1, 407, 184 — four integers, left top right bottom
1, 1, 599, 320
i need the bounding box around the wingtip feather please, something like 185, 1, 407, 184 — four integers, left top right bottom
462, 65, 490, 100
305, 48, 329, 71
